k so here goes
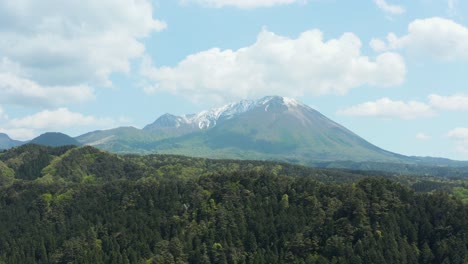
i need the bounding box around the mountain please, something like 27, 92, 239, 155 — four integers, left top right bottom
0, 133, 23, 150
31, 132, 82, 147
76, 96, 406, 163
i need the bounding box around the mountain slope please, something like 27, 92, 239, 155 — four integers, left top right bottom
204, 96, 402, 161
77, 96, 406, 163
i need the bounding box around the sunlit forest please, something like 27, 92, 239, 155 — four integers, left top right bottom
0, 145, 467, 263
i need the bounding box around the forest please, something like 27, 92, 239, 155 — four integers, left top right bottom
0, 144, 467, 263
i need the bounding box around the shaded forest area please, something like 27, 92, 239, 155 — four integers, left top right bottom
0, 145, 467, 263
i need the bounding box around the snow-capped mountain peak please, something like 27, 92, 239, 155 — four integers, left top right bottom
179, 99, 256, 129
146, 96, 306, 131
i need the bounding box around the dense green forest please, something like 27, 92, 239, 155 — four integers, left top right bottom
0, 145, 467, 263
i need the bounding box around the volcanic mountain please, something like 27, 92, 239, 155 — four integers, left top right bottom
76, 96, 404, 163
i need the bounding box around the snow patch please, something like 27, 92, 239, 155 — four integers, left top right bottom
283, 97, 301, 108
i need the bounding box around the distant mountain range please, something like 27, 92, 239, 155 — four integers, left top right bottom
2, 96, 468, 169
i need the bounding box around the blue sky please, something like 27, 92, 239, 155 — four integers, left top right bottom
1, 0, 468, 160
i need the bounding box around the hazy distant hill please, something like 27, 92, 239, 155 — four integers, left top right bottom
31, 132, 82, 147
0, 133, 23, 150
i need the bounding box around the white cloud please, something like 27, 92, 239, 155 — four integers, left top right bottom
447, 128, 468, 140
0, 0, 165, 87
0, 71, 94, 107
338, 98, 434, 120
374, 0, 405, 15
370, 17, 468, 61
429, 94, 468, 111
369, 38, 388, 52
416, 133, 431, 140
180, 0, 306, 8
141, 29, 406, 102
7, 108, 112, 130
0, 108, 115, 140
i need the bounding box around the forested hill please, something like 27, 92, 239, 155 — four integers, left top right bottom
0, 144, 467, 263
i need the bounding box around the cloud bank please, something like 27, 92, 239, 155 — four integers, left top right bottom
339, 94, 468, 120
338, 98, 433, 120
180, 0, 307, 8
141, 29, 406, 102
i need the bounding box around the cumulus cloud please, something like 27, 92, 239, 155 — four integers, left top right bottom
141, 29, 406, 102
370, 17, 468, 61
416, 133, 431, 140
429, 94, 468, 111
0, 0, 165, 88
374, 0, 405, 15
0, 108, 115, 140
180, 0, 306, 8
337, 98, 434, 120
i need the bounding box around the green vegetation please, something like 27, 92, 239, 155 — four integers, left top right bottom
453, 185, 468, 203
0, 144, 467, 263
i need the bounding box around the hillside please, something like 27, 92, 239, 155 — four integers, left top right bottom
0, 145, 467, 263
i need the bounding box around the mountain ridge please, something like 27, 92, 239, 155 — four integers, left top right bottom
2, 96, 467, 168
